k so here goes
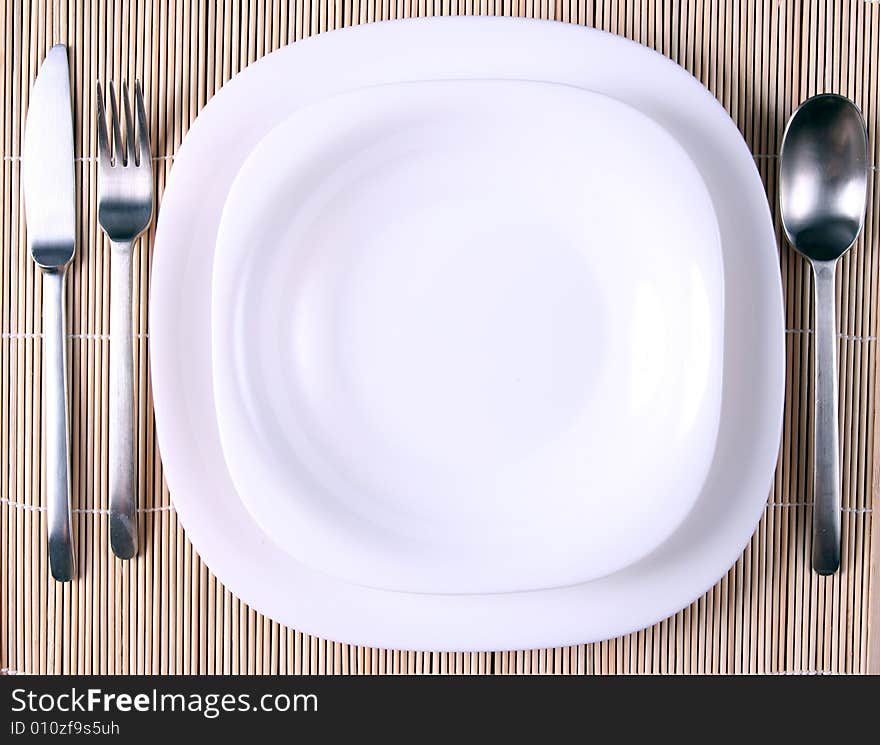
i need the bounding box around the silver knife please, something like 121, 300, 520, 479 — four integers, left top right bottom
22, 44, 76, 582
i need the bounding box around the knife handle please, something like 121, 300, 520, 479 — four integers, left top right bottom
109, 241, 137, 559
43, 269, 75, 581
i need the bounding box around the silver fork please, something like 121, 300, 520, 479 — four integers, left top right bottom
96, 80, 154, 560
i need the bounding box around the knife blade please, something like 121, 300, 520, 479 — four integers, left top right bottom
23, 44, 76, 268
22, 44, 76, 581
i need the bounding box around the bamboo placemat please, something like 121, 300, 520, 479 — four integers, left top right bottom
1, 0, 879, 675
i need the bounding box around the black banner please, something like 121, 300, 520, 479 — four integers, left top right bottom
0, 673, 869, 740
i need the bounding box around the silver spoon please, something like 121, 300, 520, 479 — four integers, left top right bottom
779, 94, 869, 575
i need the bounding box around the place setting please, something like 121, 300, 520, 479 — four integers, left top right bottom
21, 15, 870, 652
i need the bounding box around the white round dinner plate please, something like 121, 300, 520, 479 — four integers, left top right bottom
151, 17, 784, 650
212, 80, 724, 594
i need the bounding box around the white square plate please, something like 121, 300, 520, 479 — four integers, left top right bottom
211, 79, 724, 594
151, 18, 783, 650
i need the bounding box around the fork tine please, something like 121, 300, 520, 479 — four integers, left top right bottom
107, 80, 126, 166
120, 80, 136, 166
96, 82, 111, 167
134, 81, 152, 170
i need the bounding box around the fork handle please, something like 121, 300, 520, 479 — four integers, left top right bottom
110, 240, 137, 559
43, 269, 75, 581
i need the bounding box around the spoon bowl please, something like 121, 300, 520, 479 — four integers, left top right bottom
780, 94, 869, 261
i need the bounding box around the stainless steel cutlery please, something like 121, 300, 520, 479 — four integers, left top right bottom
22, 45, 77, 582
779, 94, 869, 576
96, 80, 154, 560
22, 46, 153, 579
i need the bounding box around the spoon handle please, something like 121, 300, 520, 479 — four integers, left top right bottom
811, 259, 841, 575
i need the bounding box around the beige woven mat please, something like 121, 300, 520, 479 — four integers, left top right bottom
2, 0, 879, 675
